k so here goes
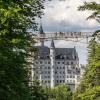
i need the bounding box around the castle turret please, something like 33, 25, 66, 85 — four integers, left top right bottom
50, 39, 55, 88
39, 24, 45, 46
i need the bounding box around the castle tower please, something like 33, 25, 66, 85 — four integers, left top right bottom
39, 24, 45, 46
50, 39, 55, 88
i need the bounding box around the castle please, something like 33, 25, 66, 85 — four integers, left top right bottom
33, 25, 84, 91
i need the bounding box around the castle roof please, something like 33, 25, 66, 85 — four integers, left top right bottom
34, 46, 78, 60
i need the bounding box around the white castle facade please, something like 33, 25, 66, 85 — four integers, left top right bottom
33, 26, 84, 91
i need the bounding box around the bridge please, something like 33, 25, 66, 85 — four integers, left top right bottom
33, 31, 100, 44
31, 25, 100, 44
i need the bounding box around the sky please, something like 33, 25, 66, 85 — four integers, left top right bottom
38, 0, 100, 65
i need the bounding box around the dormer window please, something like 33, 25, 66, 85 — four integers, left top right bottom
58, 62, 60, 64
40, 61, 42, 64
47, 56, 49, 58
71, 62, 73, 65
67, 57, 69, 59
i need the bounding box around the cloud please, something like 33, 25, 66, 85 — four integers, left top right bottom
42, 0, 100, 32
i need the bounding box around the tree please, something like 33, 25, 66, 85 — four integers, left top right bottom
0, 0, 45, 100
78, 1, 100, 23
30, 80, 48, 100
74, 38, 100, 100
47, 84, 73, 100
74, 1, 100, 100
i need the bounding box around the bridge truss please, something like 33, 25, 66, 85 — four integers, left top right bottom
33, 32, 100, 44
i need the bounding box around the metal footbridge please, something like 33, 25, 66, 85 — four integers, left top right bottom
33, 31, 100, 44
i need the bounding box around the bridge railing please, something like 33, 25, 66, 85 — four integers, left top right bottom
45, 32, 93, 39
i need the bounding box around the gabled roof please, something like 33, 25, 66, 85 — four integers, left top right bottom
34, 46, 78, 60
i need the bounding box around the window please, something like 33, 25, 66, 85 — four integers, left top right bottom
73, 76, 75, 78
77, 70, 80, 73
45, 67, 47, 69
70, 75, 72, 78
72, 66, 75, 69
45, 71, 47, 74
63, 80, 65, 83
67, 62, 69, 65
45, 76, 47, 78
68, 70, 71, 74
47, 56, 49, 59
36, 62, 38, 64
70, 80, 72, 82
66, 57, 69, 59
40, 57, 43, 59
55, 71, 57, 74
67, 75, 69, 78
48, 66, 50, 69
48, 61, 50, 64
58, 62, 60, 64
56, 80, 59, 83
73, 71, 75, 74
48, 76, 50, 78
48, 71, 50, 74
40, 61, 42, 64
62, 62, 64, 64
48, 80, 50, 83
71, 62, 73, 65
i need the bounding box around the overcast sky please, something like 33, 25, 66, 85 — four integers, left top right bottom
38, 0, 100, 65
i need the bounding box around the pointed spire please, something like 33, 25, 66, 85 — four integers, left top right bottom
50, 39, 55, 48
39, 19, 45, 46
39, 19, 44, 34
39, 24, 44, 34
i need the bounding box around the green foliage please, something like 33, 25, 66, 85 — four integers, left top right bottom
0, 0, 45, 100
78, 86, 100, 100
78, 1, 100, 22
47, 84, 73, 100
74, 31, 100, 99
74, 2, 100, 100
30, 80, 48, 100
74, 34, 100, 100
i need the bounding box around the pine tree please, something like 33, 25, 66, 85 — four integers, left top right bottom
78, 1, 100, 23
74, 1, 100, 100
74, 36, 100, 100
